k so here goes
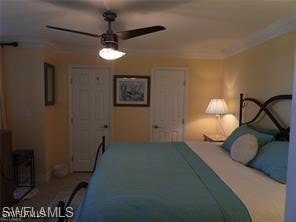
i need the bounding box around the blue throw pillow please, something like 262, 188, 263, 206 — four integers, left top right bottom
247, 125, 279, 137
221, 125, 274, 152
248, 141, 289, 184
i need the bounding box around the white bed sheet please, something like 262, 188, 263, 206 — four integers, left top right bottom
186, 141, 286, 222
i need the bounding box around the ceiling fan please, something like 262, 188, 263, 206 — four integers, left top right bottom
46, 10, 166, 60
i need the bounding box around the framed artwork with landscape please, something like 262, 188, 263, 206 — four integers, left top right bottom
114, 75, 150, 106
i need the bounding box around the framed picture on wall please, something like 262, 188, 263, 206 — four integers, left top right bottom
114, 75, 150, 106
44, 63, 55, 106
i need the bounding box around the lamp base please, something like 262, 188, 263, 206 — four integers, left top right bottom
203, 133, 226, 142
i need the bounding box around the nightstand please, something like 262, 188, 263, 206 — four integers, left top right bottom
203, 134, 226, 143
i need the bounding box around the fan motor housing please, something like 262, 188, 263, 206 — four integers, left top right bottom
101, 33, 118, 49
103, 11, 117, 22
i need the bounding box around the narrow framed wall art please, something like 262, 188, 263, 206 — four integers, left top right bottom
44, 63, 55, 106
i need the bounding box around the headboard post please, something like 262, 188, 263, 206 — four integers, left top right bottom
92, 136, 106, 173
239, 93, 243, 126
102, 136, 106, 153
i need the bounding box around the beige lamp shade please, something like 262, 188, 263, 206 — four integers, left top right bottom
205, 99, 229, 115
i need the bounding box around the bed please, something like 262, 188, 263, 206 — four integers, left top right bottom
71, 94, 291, 222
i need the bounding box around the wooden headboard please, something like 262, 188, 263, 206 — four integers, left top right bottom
239, 93, 292, 140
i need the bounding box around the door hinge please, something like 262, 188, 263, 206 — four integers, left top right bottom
183, 81, 186, 86
70, 78, 73, 84
72, 155, 74, 162
182, 119, 185, 124
71, 117, 74, 124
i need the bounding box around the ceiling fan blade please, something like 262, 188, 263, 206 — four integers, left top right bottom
46, 25, 100, 38
116, 26, 166, 40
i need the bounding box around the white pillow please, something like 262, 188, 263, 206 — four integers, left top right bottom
230, 134, 258, 164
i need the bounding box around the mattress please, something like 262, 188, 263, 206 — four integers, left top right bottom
74, 142, 251, 222
186, 141, 286, 222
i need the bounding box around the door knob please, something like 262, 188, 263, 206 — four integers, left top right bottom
153, 125, 161, 129
101, 124, 108, 128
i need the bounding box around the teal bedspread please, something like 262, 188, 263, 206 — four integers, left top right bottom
74, 142, 251, 222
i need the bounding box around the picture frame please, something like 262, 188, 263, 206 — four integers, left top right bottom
114, 75, 150, 107
44, 63, 55, 106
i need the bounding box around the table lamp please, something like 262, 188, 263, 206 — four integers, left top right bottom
205, 99, 229, 137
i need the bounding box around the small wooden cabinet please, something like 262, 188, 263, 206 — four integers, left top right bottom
0, 130, 14, 206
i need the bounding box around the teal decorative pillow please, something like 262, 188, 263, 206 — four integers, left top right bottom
221, 125, 274, 152
248, 125, 279, 137
249, 141, 289, 184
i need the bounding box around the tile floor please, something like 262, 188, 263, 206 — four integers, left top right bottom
12, 173, 91, 222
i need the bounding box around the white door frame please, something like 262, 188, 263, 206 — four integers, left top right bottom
284, 43, 296, 222
68, 65, 113, 173
150, 67, 188, 141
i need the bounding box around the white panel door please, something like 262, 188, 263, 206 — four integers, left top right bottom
71, 67, 111, 171
151, 68, 185, 142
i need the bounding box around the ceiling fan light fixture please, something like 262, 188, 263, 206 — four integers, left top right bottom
47, 11, 165, 61
98, 47, 125, 60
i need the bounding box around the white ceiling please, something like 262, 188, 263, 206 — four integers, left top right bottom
1, 0, 296, 58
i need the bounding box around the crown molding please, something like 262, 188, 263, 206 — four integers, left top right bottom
221, 15, 296, 58
49, 44, 97, 54
122, 48, 224, 60
0, 37, 51, 49
43, 43, 224, 59
19, 40, 50, 49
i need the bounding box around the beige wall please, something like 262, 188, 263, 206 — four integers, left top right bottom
38, 52, 223, 172
113, 57, 223, 141
44, 50, 62, 173
222, 30, 296, 135
3, 30, 294, 176
43, 50, 111, 170
2, 47, 46, 175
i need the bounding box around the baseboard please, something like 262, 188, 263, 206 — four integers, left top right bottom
36, 170, 53, 184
